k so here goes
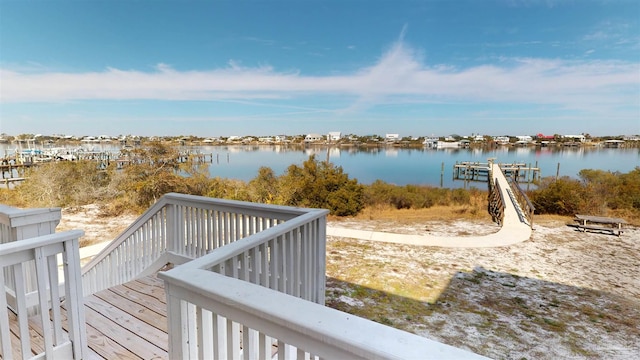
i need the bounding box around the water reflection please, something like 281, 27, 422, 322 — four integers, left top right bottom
1, 143, 637, 187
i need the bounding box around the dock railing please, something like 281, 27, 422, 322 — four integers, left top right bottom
487, 165, 506, 226
508, 178, 535, 228
81, 193, 319, 296
0, 230, 88, 359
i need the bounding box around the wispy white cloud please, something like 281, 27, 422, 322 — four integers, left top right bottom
2, 39, 638, 117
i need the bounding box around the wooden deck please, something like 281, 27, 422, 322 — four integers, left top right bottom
6, 274, 169, 359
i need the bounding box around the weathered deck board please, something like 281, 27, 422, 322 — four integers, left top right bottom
84, 296, 168, 351
4, 274, 169, 360
83, 306, 166, 359
122, 280, 167, 304
93, 289, 168, 332
30, 307, 136, 360
108, 283, 167, 316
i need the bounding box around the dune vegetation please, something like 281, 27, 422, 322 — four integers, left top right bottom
1, 142, 638, 225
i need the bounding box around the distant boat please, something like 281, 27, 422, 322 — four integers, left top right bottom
422, 137, 439, 148
436, 141, 460, 149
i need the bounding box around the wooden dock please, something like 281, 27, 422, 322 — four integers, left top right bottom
453, 161, 541, 183
0, 163, 33, 179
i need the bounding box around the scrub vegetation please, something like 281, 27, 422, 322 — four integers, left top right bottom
529, 168, 640, 224
1, 142, 638, 223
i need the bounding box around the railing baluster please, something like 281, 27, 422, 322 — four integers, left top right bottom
0, 274, 11, 358
285, 231, 294, 295
260, 242, 269, 288
34, 246, 54, 357
47, 254, 63, 344
228, 319, 240, 359
13, 262, 30, 357
197, 306, 213, 359
242, 325, 250, 360
212, 313, 222, 359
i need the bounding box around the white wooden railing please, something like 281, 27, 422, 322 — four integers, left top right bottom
161, 269, 486, 360
0, 205, 61, 311
81, 193, 323, 296
159, 204, 485, 359
0, 230, 88, 359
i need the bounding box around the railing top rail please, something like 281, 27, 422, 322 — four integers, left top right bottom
0, 230, 84, 256
81, 192, 326, 275
160, 268, 487, 360
174, 208, 328, 271
509, 178, 536, 212
80, 196, 170, 274
0, 205, 61, 227
162, 193, 315, 217
494, 178, 506, 207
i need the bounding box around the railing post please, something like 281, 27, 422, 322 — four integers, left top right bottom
63, 238, 88, 359
165, 282, 187, 359
0, 205, 61, 243
0, 206, 61, 311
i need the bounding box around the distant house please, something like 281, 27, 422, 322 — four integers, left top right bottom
274, 135, 287, 142
327, 132, 342, 142
493, 136, 510, 145
385, 134, 400, 142
563, 135, 586, 142
304, 133, 324, 142
515, 135, 533, 145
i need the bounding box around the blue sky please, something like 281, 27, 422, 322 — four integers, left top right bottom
1, 0, 639, 137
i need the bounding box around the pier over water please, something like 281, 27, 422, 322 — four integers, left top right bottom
328, 159, 535, 247
453, 161, 541, 184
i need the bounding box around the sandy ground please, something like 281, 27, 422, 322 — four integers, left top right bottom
59, 206, 640, 360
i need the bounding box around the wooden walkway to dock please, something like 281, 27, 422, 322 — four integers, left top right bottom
328, 163, 534, 247
6, 274, 169, 359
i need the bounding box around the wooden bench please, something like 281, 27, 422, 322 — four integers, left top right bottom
572, 214, 627, 236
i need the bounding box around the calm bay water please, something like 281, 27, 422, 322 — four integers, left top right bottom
2, 143, 638, 188
196, 145, 639, 188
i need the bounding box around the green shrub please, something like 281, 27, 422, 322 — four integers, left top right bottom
530, 177, 585, 216
276, 155, 365, 216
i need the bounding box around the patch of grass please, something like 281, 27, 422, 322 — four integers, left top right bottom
563, 337, 596, 357
352, 203, 491, 222
540, 317, 567, 332
376, 316, 394, 326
